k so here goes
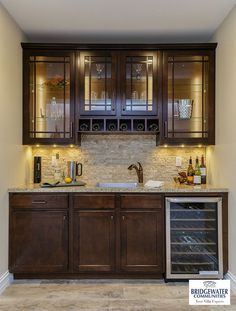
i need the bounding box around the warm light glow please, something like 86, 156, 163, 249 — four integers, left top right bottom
181, 144, 185, 148
164, 144, 168, 148
53, 144, 57, 148
198, 144, 202, 148
70, 144, 74, 148
36, 144, 40, 147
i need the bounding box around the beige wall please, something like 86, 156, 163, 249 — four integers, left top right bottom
0, 4, 31, 277
208, 5, 236, 276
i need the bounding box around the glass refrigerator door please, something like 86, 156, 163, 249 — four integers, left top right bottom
166, 197, 223, 279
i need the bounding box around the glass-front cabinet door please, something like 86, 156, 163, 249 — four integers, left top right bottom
79, 52, 117, 115
120, 52, 159, 116
23, 51, 75, 144
162, 50, 215, 144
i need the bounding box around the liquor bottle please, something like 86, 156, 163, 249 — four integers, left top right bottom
193, 157, 201, 185
187, 156, 194, 184
200, 154, 207, 184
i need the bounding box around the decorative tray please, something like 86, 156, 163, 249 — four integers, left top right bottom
40, 181, 86, 188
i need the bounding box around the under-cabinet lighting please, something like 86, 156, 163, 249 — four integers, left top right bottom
53, 144, 57, 148
70, 144, 74, 148
36, 144, 40, 147
198, 144, 202, 148
164, 144, 168, 148
181, 144, 185, 148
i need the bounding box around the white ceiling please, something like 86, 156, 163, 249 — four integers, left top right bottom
1, 0, 236, 43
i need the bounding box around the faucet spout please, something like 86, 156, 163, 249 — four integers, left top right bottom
128, 162, 143, 184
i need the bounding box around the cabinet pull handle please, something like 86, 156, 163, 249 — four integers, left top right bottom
164, 121, 168, 138
122, 93, 126, 111
32, 200, 46, 204
63, 215, 67, 221
111, 215, 114, 220
111, 92, 115, 111
70, 121, 73, 138
122, 216, 125, 220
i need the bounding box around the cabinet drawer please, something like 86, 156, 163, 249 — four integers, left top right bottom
73, 194, 115, 209
121, 194, 163, 209
9, 193, 68, 209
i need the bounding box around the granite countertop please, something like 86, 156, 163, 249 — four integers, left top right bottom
8, 183, 228, 193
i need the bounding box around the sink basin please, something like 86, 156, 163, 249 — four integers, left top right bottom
96, 182, 138, 188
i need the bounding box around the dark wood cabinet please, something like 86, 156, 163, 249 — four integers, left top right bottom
79, 51, 117, 116
9, 193, 69, 274
120, 210, 163, 273
9, 209, 68, 273
22, 43, 216, 145
73, 210, 115, 272
9, 191, 227, 279
162, 49, 215, 145
23, 49, 76, 145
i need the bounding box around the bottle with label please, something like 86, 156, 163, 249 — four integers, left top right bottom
193, 157, 201, 185
187, 156, 194, 184
200, 154, 207, 184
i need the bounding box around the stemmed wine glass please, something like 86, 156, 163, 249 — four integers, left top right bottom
96, 64, 104, 79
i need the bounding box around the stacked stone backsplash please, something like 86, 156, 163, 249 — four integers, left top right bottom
32, 135, 206, 184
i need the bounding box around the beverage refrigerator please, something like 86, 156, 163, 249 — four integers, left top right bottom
165, 197, 223, 279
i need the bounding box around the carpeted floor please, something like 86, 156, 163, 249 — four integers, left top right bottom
0, 280, 235, 311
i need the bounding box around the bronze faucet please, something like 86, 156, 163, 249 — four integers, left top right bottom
128, 162, 143, 184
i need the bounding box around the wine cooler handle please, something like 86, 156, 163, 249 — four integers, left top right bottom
164, 121, 168, 138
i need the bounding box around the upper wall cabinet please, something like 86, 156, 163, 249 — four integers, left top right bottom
23, 50, 75, 145
78, 51, 159, 117
120, 51, 159, 116
79, 51, 117, 116
22, 44, 216, 145
162, 49, 215, 145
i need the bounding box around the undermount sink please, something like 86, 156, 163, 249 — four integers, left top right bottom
96, 182, 138, 188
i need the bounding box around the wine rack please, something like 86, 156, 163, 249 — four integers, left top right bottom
78, 118, 159, 134
166, 197, 223, 279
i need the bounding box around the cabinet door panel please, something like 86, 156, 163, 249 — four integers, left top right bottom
120, 51, 159, 116
74, 211, 115, 272
162, 50, 215, 144
10, 210, 68, 273
121, 211, 163, 273
23, 50, 75, 144
79, 52, 117, 116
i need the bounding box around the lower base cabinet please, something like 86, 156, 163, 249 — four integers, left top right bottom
10, 210, 68, 273
73, 210, 115, 273
120, 211, 163, 273
9, 192, 227, 279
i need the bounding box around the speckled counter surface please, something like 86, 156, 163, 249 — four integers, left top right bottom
8, 183, 228, 193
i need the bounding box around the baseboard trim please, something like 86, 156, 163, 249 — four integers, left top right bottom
224, 271, 236, 293
0, 271, 11, 295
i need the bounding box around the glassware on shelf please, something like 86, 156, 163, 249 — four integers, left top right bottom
134, 63, 143, 80
96, 64, 104, 79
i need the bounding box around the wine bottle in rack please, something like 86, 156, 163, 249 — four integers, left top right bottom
136, 123, 145, 131
120, 123, 128, 131
148, 123, 158, 131
80, 123, 89, 131
108, 122, 117, 131
92, 123, 100, 131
